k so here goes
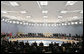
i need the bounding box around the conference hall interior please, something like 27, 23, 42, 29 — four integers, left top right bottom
1, 1, 83, 53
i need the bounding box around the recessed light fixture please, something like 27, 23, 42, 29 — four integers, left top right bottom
74, 22, 78, 24
20, 11, 27, 14
58, 16, 62, 18
20, 22, 22, 24
48, 24, 50, 26
16, 21, 19, 24
26, 16, 31, 18
71, 22, 74, 25
66, 1, 77, 6
25, 23, 28, 25
31, 24, 34, 26
4, 20, 8, 22
45, 24, 48, 26
36, 1, 41, 9
79, 22, 82, 24
54, 24, 56, 26
9, 1, 19, 6
37, 24, 39, 26
68, 23, 70, 25
64, 23, 67, 25
29, 24, 32, 25
7, 21, 10, 22
62, 23, 65, 25
43, 16, 48, 18
40, 1, 48, 6
42, 10, 48, 14
1, 11, 7, 13
13, 21, 16, 23
60, 11, 67, 13
58, 24, 61, 26
9, 21, 12, 23
73, 16, 78, 19
1, 19, 5, 21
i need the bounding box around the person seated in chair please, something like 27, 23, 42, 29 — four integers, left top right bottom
49, 42, 53, 47
32, 41, 37, 47
39, 41, 44, 47
53, 42, 59, 46
25, 41, 30, 47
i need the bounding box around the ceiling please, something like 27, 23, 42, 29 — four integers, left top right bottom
1, 1, 83, 24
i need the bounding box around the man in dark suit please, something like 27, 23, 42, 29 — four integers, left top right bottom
33, 41, 37, 46
39, 41, 44, 46
25, 41, 30, 47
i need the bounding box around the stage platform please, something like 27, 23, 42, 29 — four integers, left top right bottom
9, 38, 79, 43
9, 38, 79, 46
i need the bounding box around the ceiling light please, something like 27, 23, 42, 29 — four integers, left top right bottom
17, 21, 19, 24
20, 11, 26, 13
71, 22, 74, 25
23, 23, 26, 25
26, 23, 28, 25
79, 22, 82, 24
9, 21, 12, 23
51, 24, 54, 26
43, 16, 48, 18
1, 19, 5, 21
58, 24, 61, 26
62, 23, 65, 25
20, 22, 22, 24
74, 22, 78, 24
73, 16, 78, 19
45, 24, 48, 26
40, 1, 48, 6
60, 11, 67, 13
64, 23, 67, 25
39, 24, 41, 26
4, 20, 8, 22
68, 23, 70, 25
29, 24, 31, 25
26, 16, 31, 18
42, 10, 48, 14
9, 1, 19, 6
13, 21, 16, 23
58, 16, 62, 18
43, 24, 45, 26
54, 24, 56, 26
1, 11, 7, 13
66, 1, 77, 6
48, 24, 50, 26
31, 24, 34, 26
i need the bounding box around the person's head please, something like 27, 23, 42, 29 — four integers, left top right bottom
41, 41, 43, 43
27, 41, 29, 43
17, 40, 18, 42
51, 42, 53, 44
35, 41, 36, 43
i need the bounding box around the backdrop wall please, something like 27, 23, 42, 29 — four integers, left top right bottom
1, 21, 18, 36
1, 21, 83, 36
17, 24, 83, 36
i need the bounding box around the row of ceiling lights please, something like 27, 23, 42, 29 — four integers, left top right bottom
1, 1, 83, 19
1, 18, 83, 26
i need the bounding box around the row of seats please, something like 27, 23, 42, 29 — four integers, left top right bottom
1, 39, 83, 53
